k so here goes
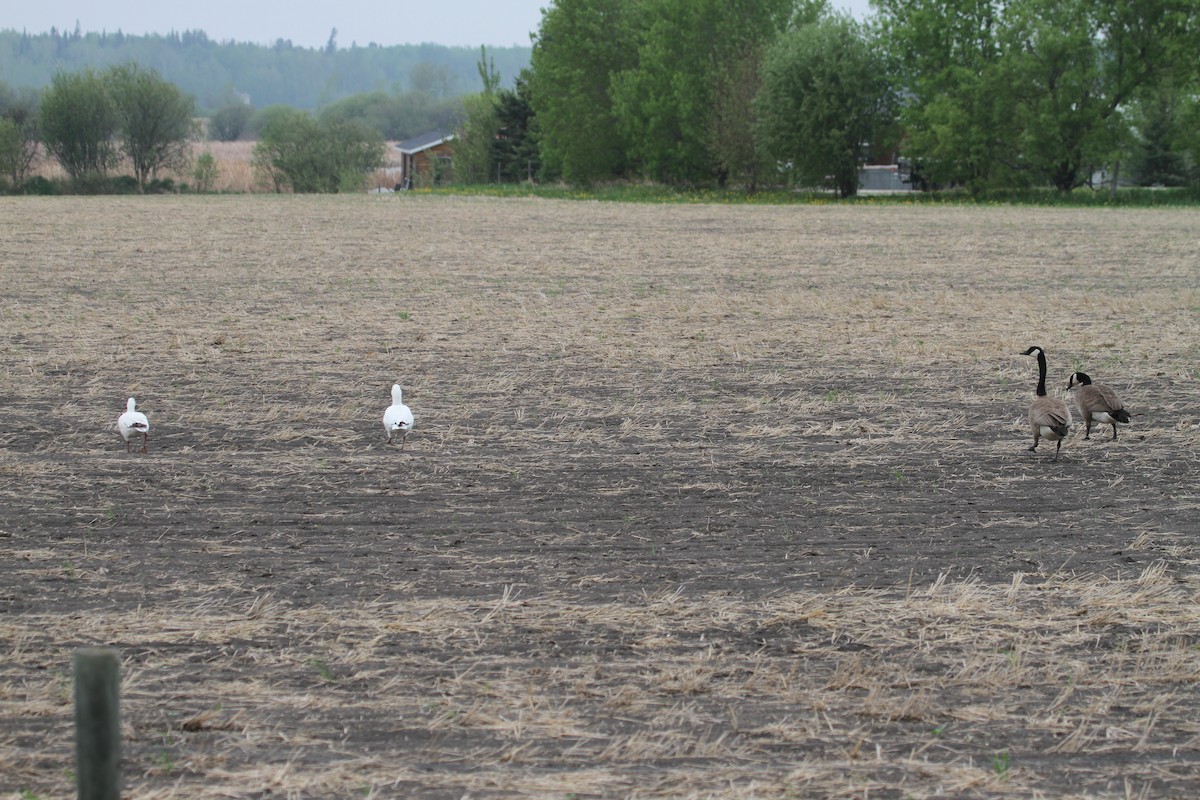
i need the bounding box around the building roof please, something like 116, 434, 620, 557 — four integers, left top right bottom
395, 131, 455, 155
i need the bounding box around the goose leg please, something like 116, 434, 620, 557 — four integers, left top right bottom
1053, 439, 1062, 462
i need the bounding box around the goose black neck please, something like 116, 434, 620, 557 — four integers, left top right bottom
1035, 350, 1048, 397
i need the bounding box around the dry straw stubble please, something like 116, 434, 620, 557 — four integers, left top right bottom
1, 196, 1199, 798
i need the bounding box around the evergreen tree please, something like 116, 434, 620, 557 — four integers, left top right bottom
494, 73, 540, 183
1130, 88, 1189, 186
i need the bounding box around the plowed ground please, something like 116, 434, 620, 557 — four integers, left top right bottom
2, 195, 1199, 798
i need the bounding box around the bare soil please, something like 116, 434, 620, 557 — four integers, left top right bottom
2, 195, 1199, 798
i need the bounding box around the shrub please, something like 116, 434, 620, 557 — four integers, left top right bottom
146, 177, 176, 194
192, 151, 218, 192
19, 176, 57, 195
253, 110, 386, 193
210, 102, 253, 141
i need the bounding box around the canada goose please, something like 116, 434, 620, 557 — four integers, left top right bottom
383, 384, 414, 448
117, 397, 150, 453
1020, 346, 1071, 461
1066, 371, 1131, 440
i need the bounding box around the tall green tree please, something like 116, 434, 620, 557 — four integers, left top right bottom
0, 82, 40, 185
610, 0, 805, 185
106, 63, 198, 191
0, 118, 25, 188
709, 42, 772, 189
1129, 85, 1191, 186
476, 45, 501, 95
456, 92, 501, 183
494, 73, 540, 183
528, 0, 640, 184
706, 0, 825, 192
39, 68, 117, 181
756, 14, 895, 197
454, 46, 503, 183
876, 0, 1015, 191
878, 0, 1199, 191
1179, 97, 1200, 187
1004, 0, 1190, 191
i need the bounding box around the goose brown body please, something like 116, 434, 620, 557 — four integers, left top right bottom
1021, 346, 1071, 461
1067, 371, 1131, 440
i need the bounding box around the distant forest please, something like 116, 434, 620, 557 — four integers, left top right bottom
0, 27, 532, 110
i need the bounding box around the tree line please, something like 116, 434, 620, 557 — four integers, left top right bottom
498, 0, 1199, 194
0, 64, 389, 194
0, 28, 529, 110
3, 0, 1198, 196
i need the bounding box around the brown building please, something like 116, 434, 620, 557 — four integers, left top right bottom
395, 131, 455, 189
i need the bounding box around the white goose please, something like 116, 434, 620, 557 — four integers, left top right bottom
118, 397, 150, 453
383, 384, 414, 448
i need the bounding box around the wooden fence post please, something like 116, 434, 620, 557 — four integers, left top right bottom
74, 647, 121, 800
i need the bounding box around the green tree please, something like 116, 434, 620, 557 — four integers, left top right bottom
319, 90, 464, 141
610, 0, 804, 185
248, 104, 302, 139
252, 109, 386, 193
878, 0, 1198, 191
210, 101, 253, 141
477, 45, 501, 95
456, 92, 500, 183
1001, 0, 1173, 191
494, 73, 540, 183
0, 118, 23, 189
709, 42, 772, 189
756, 15, 895, 197
528, 0, 640, 184
1128, 86, 1190, 186
0, 82, 41, 185
191, 150, 219, 192
106, 63, 198, 191
876, 0, 1015, 191
1176, 93, 1200, 186
40, 68, 117, 181
454, 47, 503, 183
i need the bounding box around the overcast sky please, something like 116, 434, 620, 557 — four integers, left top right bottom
5, 0, 875, 49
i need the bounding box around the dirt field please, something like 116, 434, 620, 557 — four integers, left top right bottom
1, 195, 1198, 799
